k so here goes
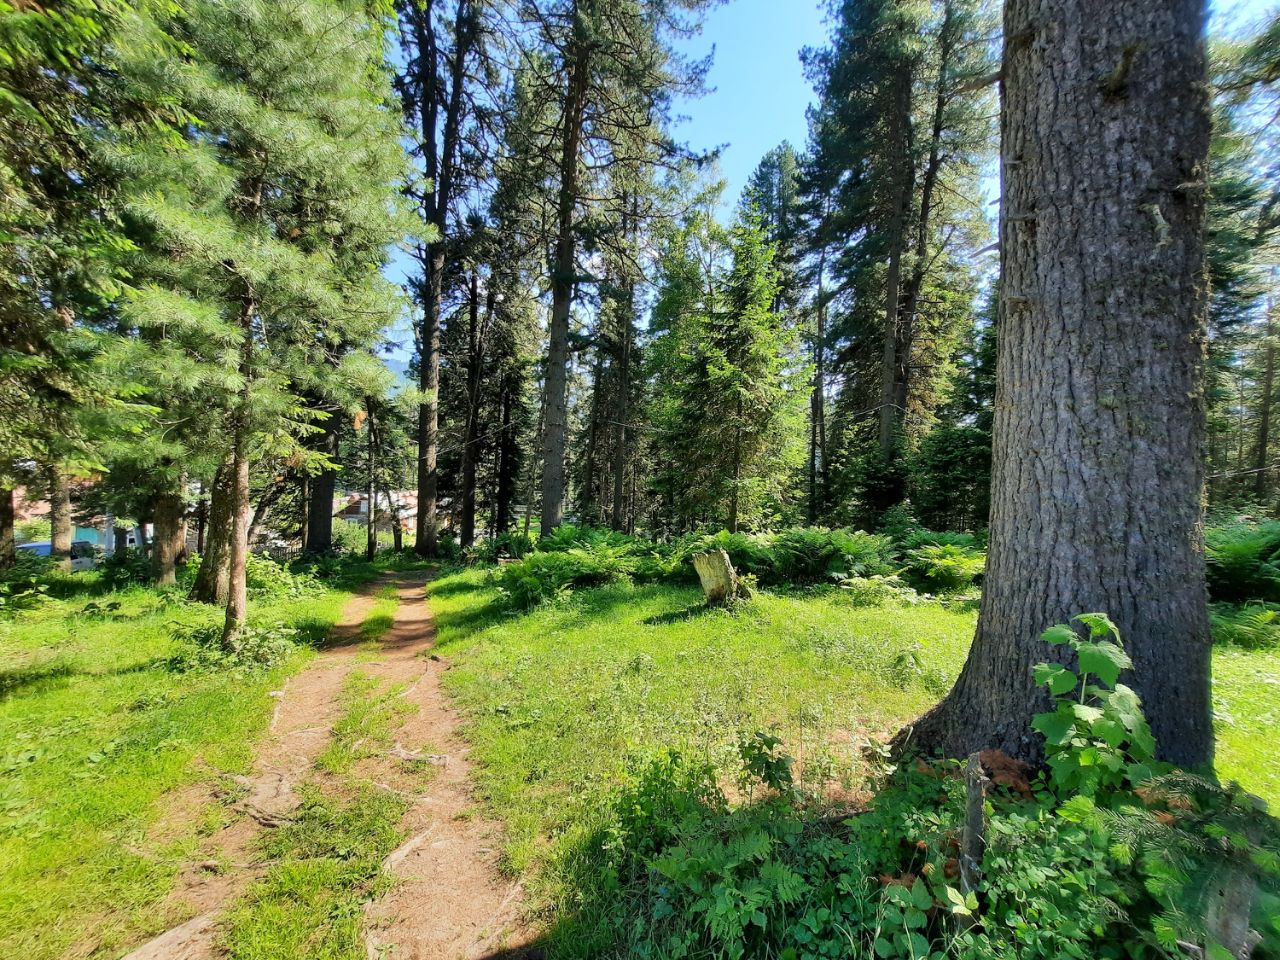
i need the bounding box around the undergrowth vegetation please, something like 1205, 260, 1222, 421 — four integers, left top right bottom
488, 523, 987, 609
427, 567, 1280, 959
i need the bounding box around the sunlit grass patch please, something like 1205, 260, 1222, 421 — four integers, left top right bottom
0, 572, 361, 960
317, 671, 413, 775
219, 783, 407, 960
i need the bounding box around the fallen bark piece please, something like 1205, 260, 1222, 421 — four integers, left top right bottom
122, 913, 217, 960
693, 549, 739, 606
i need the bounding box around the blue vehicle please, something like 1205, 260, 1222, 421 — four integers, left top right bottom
17, 540, 98, 571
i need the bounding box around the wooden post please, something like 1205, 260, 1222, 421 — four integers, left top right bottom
959, 752, 989, 922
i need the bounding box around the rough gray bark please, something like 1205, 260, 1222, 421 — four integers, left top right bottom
47, 465, 72, 570
899, 0, 1214, 766
151, 489, 187, 586
540, 0, 591, 534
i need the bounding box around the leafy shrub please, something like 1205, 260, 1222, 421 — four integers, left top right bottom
1205, 521, 1280, 602
14, 517, 51, 543
839, 574, 922, 607
898, 528, 980, 551
768, 527, 896, 583
465, 532, 535, 565
99, 548, 154, 588
497, 544, 635, 608
901, 542, 985, 594
1210, 602, 1280, 649
0, 552, 53, 614
245, 552, 318, 598
169, 621, 299, 671
585, 614, 1280, 960
1031, 613, 1158, 795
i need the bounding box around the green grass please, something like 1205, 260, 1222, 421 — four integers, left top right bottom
317, 671, 412, 775
424, 567, 1280, 946
0, 569, 368, 960
219, 783, 408, 960
1214, 644, 1280, 806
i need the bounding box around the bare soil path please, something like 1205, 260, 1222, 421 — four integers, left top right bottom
124, 570, 538, 960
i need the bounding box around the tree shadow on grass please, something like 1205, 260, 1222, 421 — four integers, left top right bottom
642, 602, 717, 626
475, 945, 547, 960
0, 656, 172, 700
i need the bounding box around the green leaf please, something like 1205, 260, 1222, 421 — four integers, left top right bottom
1074, 612, 1119, 641
911, 876, 932, 910
1041, 624, 1078, 648
943, 885, 972, 916
1076, 641, 1130, 687
1032, 707, 1076, 746
1090, 717, 1126, 747
1034, 663, 1078, 696
1072, 703, 1104, 724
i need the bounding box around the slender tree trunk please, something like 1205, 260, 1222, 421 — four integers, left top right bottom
878, 64, 914, 458
611, 298, 632, 531
246, 475, 285, 548
367, 413, 377, 561
151, 488, 186, 586
191, 460, 233, 604
524, 383, 546, 538
895, 0, 956, 429
407, 0, 474, 558
222, 281, 257, 647
196, 486, 208, 555
299, 474, 309, 552
47, 465, 72, 570
495, 378, 517, 534
809, 243, 829, 524
540, 0, 591, 534
0, 487, 14, 569
114, 519, 130, 558
306, 418, 339, 553
1254, 300, 1275, 501
728, 401, 743, 534
580, 348, 605, 523
388, 489, 403, 551
899, 0, 1213, 766
460, 271, 487, 548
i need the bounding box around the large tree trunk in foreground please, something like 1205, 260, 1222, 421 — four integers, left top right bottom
899, 0, 1213, 767
190, 461, 232, 604
47, 465, 73, 569
0, 487, 14, 569
151, 489, 187, 586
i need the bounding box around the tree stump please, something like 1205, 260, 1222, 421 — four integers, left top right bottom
693, 549, 739, 606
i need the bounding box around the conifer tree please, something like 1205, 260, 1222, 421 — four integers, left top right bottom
107, 0, 411, 639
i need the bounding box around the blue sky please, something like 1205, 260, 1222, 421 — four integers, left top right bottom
672, 0, 1280, 211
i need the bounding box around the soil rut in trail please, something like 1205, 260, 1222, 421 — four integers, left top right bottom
124, 571, 535, 960
362, 576, 539, 960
